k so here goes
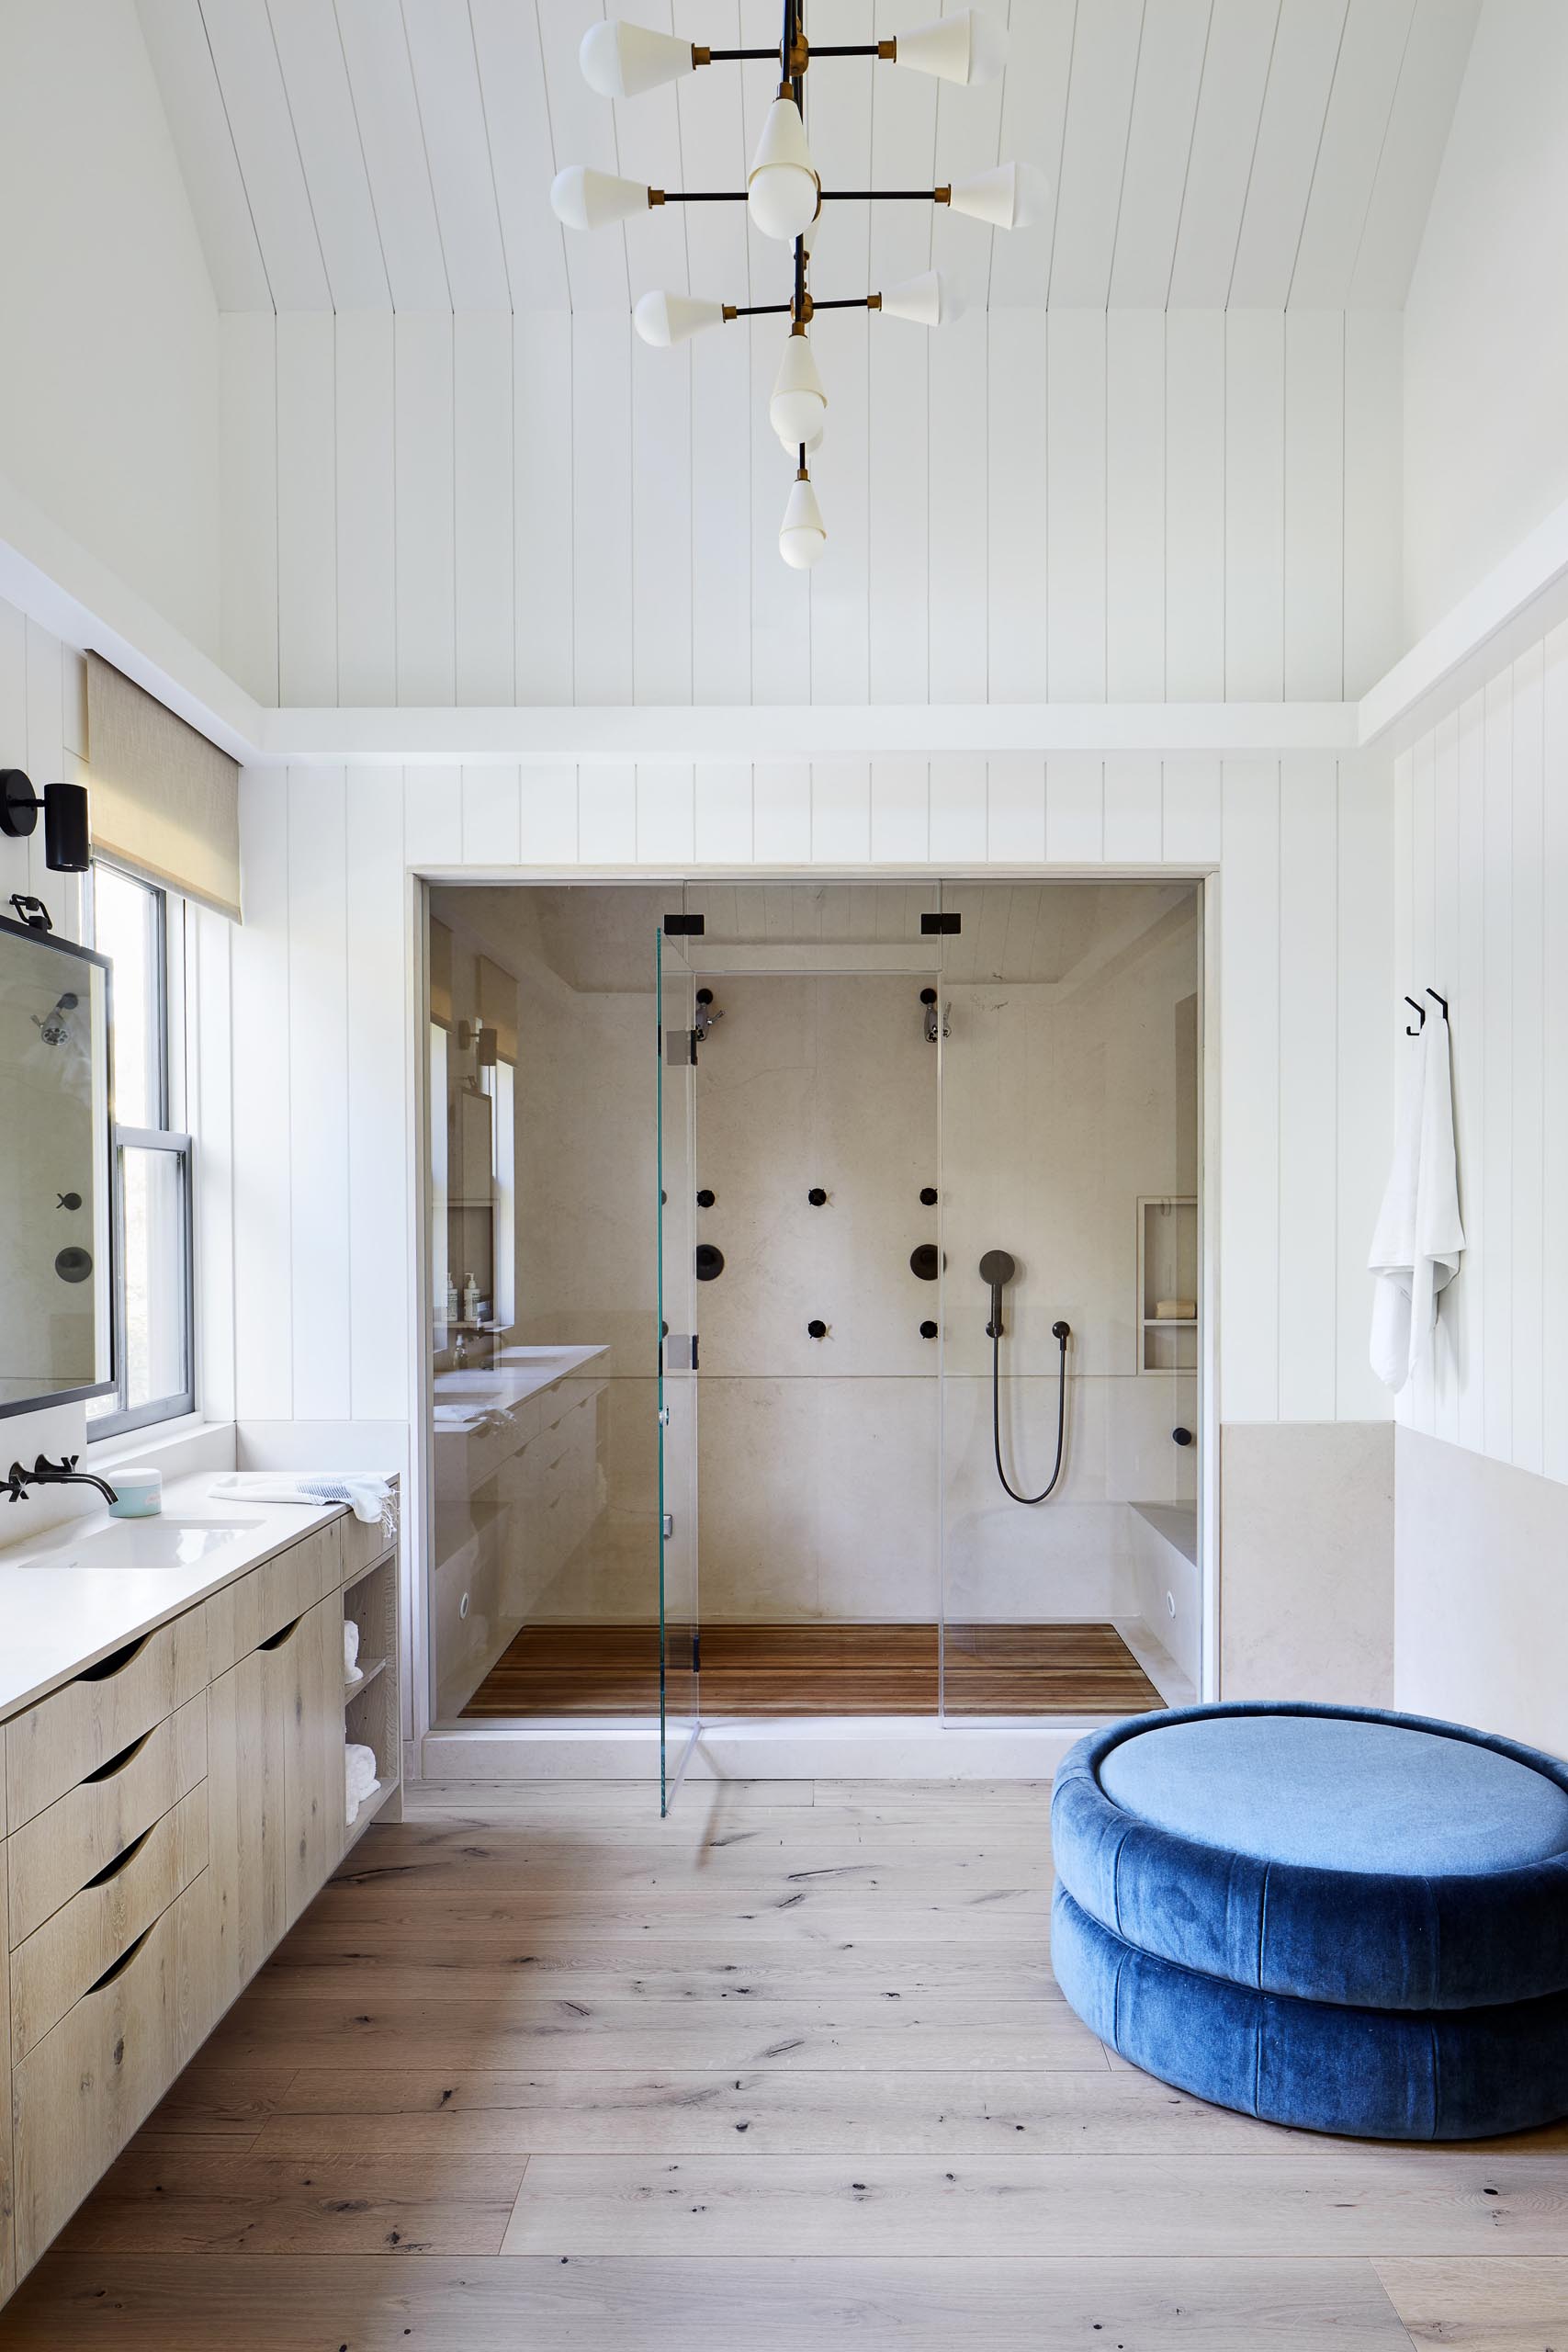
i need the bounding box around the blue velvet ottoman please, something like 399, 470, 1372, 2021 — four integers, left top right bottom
1050, 1702, 1568, 2139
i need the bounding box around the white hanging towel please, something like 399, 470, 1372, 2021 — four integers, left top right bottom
1367, 1008, 1463, 1390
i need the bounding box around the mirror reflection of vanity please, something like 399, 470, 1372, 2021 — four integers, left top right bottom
0, 915, 113, 1412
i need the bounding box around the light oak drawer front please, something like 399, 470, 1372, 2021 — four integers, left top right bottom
10, 1870, 214, 2278
340, 1506, 394, 1584
204, 1524, 338, 1677
7, 1693, 207, 1950
10, 1784, 209, 2064
5, 1611, 209, 1833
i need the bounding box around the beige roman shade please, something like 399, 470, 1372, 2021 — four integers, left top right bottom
85, 654, 242, 922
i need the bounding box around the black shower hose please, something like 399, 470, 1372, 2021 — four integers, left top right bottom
990, 1318, 1069, 1504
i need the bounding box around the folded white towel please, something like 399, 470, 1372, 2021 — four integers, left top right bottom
345, 1740, 379, 1826
1368, 1005, 1465, 1389
211, 1472, 395, 1535
343, 1619, 361, 1684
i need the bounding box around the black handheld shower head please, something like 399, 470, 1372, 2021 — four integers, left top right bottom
979, 1249, 1016, 1338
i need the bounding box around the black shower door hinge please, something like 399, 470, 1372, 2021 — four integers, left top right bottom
692, 1630, 701, 1675
663, 912, 705, 935
920, 911, 961, 934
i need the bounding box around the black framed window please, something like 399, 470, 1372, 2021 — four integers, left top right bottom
85, 865, 194, 1435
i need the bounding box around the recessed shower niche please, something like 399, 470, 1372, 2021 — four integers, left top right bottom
425, 880, 1202, 1771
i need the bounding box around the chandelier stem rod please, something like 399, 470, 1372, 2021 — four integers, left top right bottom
809, 295, 880, 311
820, 189, 947, 202
698, 41, 886, 59
728, 301, 792, 317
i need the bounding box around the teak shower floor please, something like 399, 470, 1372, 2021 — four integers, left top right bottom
461, 1622, 1164, 1718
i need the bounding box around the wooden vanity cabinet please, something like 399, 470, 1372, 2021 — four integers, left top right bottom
0, 1498, 399, 2299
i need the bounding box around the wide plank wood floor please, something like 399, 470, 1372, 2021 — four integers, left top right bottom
463, 1621, 1165, 1717
2, 1776, 1562, 2350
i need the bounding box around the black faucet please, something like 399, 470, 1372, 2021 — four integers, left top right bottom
4, 1454, 118, 1507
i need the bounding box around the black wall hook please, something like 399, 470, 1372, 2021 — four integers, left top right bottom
1404, 996, 1426, 1035
1426, 988, 1449, 1020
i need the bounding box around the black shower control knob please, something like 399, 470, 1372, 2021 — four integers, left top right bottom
696, 1188, 716, 1208
1172, 1426, 1193, 1447
919, 989, 937, 1005
695, 1245, 725, 1282
696, 988, 714, 1005
807, 1187, 828, 1206
909, 1244, 942, 1282
807, 1319, 828, 1340
919, 1320, 938, 1340
920, 1186, 938, 1206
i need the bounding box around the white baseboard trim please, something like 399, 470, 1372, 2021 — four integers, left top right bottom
420, 1714, 1099, 1781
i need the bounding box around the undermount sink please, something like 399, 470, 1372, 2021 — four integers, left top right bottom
25, 1515, 265, 1570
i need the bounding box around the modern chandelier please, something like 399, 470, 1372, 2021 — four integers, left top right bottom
550, 4, 1043, 570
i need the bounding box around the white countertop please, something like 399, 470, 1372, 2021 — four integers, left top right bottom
0, 1475, 360, 1726
433, 1344, 608, 1430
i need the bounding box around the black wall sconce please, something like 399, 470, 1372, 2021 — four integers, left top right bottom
0, 772, 91, 873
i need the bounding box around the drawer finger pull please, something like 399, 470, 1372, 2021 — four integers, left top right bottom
77, 1632, 154, 1685
85, 1920, 155, 1996
258, 1614, 304, 1652
82, 1824, 154, 1890
81, 1727, 155, 1784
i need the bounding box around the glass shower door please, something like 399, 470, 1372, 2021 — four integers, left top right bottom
656, 927, 700, 1808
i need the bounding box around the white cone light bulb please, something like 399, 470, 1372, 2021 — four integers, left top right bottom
748, 96, 820, 241
580, 22, 696, 97
895, 8, 1007, 84
879, 270, 953, 327
634, 291, 727, 347
779, 474, 827, 570
946, 160, 1048, 231
550, 165, 652, 231
769, 334, 827, 450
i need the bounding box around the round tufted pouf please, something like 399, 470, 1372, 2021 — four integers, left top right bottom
1051, 1702, 1568, 2141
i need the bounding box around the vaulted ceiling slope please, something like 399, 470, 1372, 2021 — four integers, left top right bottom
138, 0, 1478, 317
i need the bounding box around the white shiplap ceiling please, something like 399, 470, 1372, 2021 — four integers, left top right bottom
138, 0, 1478, 317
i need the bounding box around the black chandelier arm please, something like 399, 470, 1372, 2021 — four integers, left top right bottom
652, 188, 946, 205
692, 41, 893, 62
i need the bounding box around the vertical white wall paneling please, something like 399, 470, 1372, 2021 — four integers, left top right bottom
336, 311, 398, 705
1161, 754, 1224, 865
460, 766, 522, 865
1167, 0, 1283, 307
1347, 0, 1483, 309
518, 763, 582, 866
752, 763, 811, 865
1224, 310, 1285, 700
1508, 642, 1545, 1475
533, 0, 631, 314
191, 906, 237, 1423
1430, 710, 1461, 1444
807, 312, 872, 707
1334, 754, 1393, 1424
231, 772, 293, 1417
637, 765, 696, 867
1283, 310, 1344, 698
687, 316, 753, 707
23, 620, 71, 933
693, 763, 755, 867
403, 764, 464, 872
1544, 622, 1568, 1484
1342, 308, 1403, 698
1275, 755, 1339, 1419
928, 758, 987, 866
196, 0, 333, 311
134, 0, 275, 311
1227, 0, 1349, 307
467, 0, 570, 310
286, 768, 351, 1417
276, 313, 338, 707
345, 771, 412, 1420
986, 756, 1046, 865
572, 313, 636, 706
577, 763, 638, 864
631, 336, 694, 706
455, 311, 516, 705
1406, 727, 1436, 1434
810, 761, 872, 866
220, 313, 278, 706
927, 309, 989, 704
514, 312, 575, 704
1164, 311, 1225, 701
1047, 311, 1108, 701
1043, 756, 1105, 864
1480, 667, 1513, 1462
865, 0, 936, 706
1452, 689, 1486, 1455
1102, 753, 1164, 865
750, 317, 811, 707
986, 309, 1048, 702
395, 311, 457, 705
1106, 310, 1166, 701
1044, 0, 1143, 307
869, 759, 930, 866
1218, 757, 1281, 1420
1107, 0, 1211, 306
400, 0, 513, 311
1287, 0, 1414, 308
987, 0, 1077, 308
